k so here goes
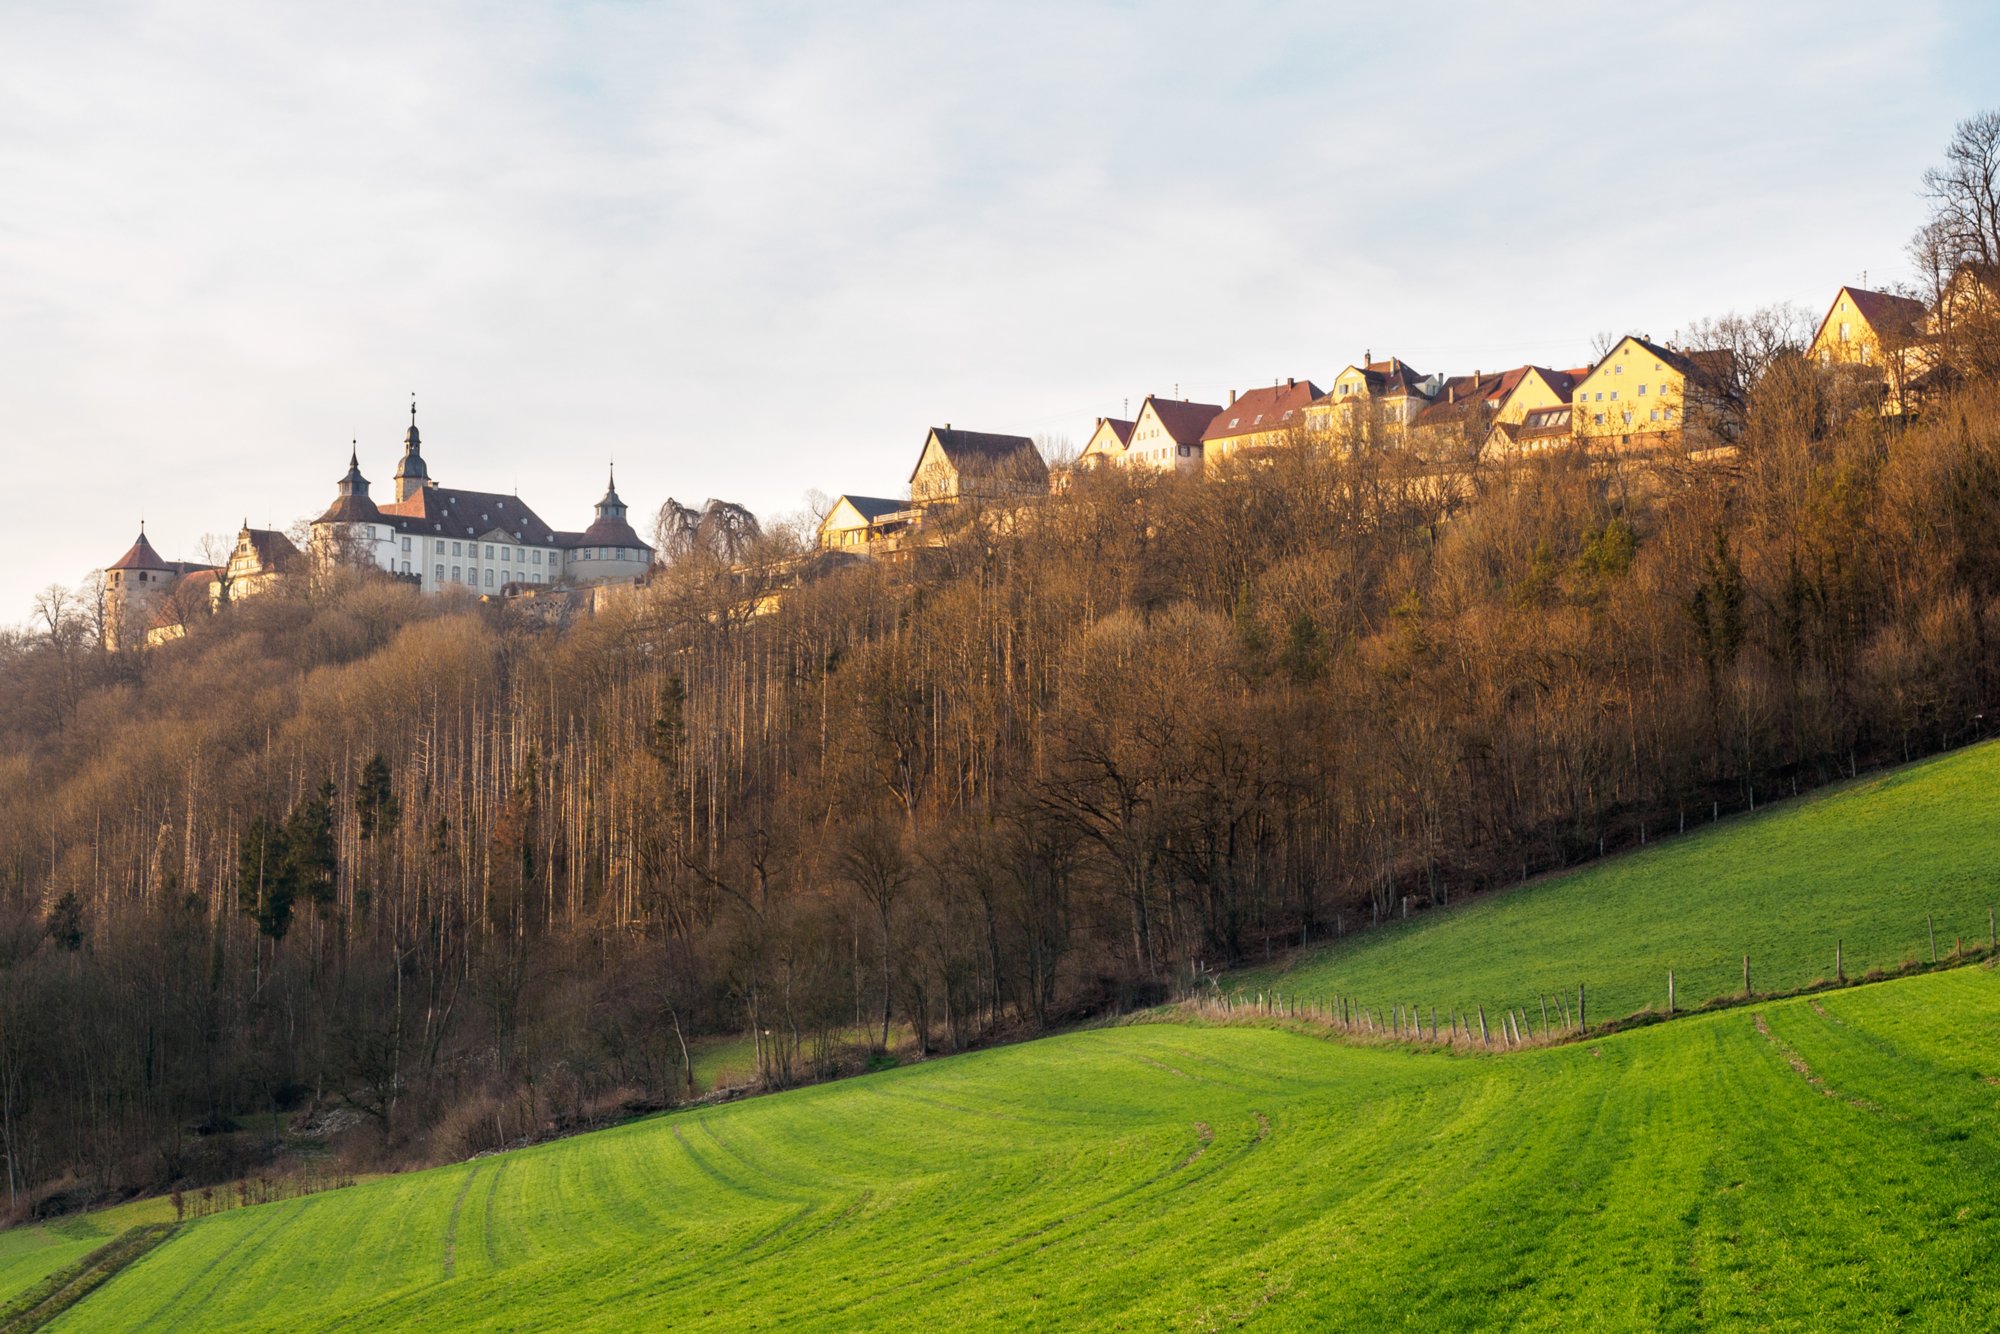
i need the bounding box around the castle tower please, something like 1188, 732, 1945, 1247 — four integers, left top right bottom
103, 523, 175, 651
392, 398, 430, 502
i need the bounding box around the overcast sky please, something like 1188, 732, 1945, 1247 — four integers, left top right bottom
4, 0, 1998, 621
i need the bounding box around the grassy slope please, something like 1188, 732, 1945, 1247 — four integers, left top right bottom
0, 1196, 173, 1316
1232, 740, 2000, 1023
48, 966, 2000, 1331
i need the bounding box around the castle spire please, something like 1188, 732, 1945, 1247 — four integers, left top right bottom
393, 394, 429, 501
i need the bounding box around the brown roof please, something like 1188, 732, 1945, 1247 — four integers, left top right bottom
1140, 397, 1223, 445
316, 494, 383, 524
1204, 380, 1324, 442
107, 529, 172, 571
1323, 358, 1432, 403
1095, 417, 1135, 446
918, 428, 1049, 482
241, 528, 299, 567
1840, 287, 1926, 338
576, 512, 647, 550
377, 487, 564, 544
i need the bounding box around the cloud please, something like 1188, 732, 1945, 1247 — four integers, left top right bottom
0, 0, 1991, 620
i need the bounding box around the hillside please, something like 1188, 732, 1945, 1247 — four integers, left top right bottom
1230, 740, 2000, 1025
14, 965, 1997, 1330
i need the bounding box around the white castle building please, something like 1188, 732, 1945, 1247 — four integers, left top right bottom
312, 404, 654, 595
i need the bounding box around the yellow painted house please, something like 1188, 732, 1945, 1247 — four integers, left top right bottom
1201, 378, 1322, 474
1808, 286, 1926, 369
1569, 336, 1728, 451
1306, 355, 1440, 446
817, 495, 906, 551
1482, 365, 1588, 458
1076, 416, 1135, 470
908, 427, 1048, 504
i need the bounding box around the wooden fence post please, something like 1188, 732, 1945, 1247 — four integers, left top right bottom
1577, 983, 1586, 1034
1477, 1006, 1489, 1046
1743, 954, 1750, 997
1928, 915, 1937, 964
1667, 970, 1675, 1017
1539, 995, 1550, 1032
1836, 940, 1844, 984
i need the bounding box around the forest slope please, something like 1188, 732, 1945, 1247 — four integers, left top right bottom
1232, 738, 2000, 1025
39, 965, 2000, 1331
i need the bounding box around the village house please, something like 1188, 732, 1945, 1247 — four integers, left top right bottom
1569, 335, 1734, 452
1807, 285, 1928, 413
908, 427, 1048, 504
1481, 366, 1589, 458
1117, 396, 1221, 475
1308, 355, 1442, 446
1076, 416, 1135, 470
816, 494, 910, 552
1409, 368, 1514, 456
1201, 379, 1322, 474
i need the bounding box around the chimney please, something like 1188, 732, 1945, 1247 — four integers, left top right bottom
1365, 348, 1372, 366
1228, 389, 1237, 407
1447, 385, 1456, 403
1287, 376, 1295, 389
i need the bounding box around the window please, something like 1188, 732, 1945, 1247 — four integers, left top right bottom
435, 539, 445, 554
1614, 364, 1622, 375
503, 569, 511, 584
484, 545, 494, 559
1637, 383, 1647, 395
452, 541, 462, 556
484, 569, 494, 587
451, 565, 461, 581
1839, 322, 1850, 341
1609, 391, 1618, 401
501, 546, 512, 561
1650, 409, 1660, 422
532, 550, 542, 565
1593, 412, 1605, 425
1595, 392, 1603, 401
1664, 407, 1676, 420
1622, 410, 1633, 425
401, 536, 411, 552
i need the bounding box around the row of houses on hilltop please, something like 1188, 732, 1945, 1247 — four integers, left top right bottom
816, 275, 1989, 556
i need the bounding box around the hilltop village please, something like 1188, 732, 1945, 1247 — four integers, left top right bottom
98, 274, 1974, 650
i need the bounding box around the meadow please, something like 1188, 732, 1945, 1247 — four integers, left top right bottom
1230, 740, 2000, 1025
17, 964, 2000, 1330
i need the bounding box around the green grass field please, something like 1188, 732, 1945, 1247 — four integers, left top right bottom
20, 965, 2000, 1330
1231, 740, 2000, 1025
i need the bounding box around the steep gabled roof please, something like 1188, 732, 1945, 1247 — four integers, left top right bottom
1139, 396, 1224, 444
912, 428, 1048, 486
240, 528, 299, 567
1203, 380, 1324, 442
1813, 286, 1927, 349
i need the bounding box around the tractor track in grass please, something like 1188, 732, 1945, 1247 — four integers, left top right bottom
1754, 1013, 1884, 1114
441, 1162, 484, 1280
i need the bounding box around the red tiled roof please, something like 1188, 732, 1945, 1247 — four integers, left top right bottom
1141, 397, 1224, 444
1094, 418, 1135, 446
1204, 380, 1323, 442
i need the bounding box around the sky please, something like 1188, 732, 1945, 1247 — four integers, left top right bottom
3, 0, 1999, 622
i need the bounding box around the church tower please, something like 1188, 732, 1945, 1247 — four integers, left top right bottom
392, 398, 430, 502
